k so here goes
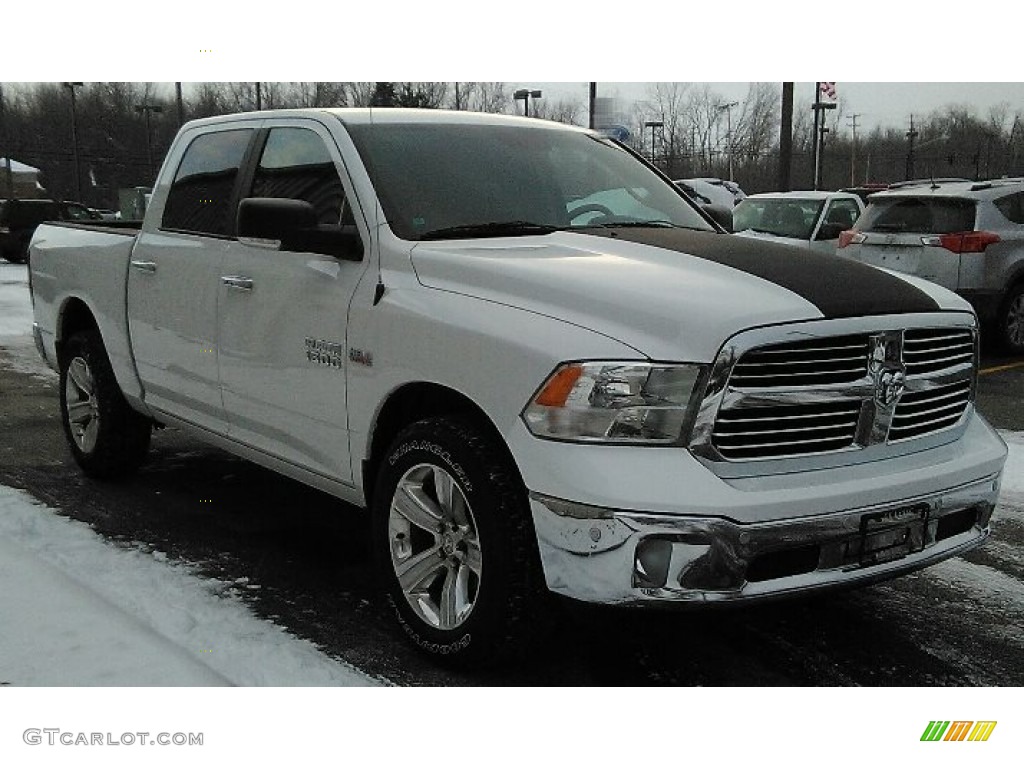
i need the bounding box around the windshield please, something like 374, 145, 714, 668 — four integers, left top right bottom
732, 198, 824, 240
345, 122, 714, 240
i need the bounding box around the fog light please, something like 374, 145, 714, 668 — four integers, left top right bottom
634, 538, 673, 589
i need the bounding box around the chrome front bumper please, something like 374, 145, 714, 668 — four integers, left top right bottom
530, 474, 1000, 606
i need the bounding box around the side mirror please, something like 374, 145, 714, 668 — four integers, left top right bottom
816, 222, 847, 241
237, 197, 363, 260
703, 204, 733, 233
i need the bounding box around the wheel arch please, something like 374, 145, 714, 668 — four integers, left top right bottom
56, 296, 100, 363
363, 381, 520, 508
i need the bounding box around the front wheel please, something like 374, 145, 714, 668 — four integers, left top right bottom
59, 330, 152, 478
998, 284, 1024, 354
372, 417, 545, 665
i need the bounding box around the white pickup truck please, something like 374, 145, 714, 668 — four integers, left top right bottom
29, 109, 1007, 663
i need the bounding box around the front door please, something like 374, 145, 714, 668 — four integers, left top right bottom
218, 121, 370, 483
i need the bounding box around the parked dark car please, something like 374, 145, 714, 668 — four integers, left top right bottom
0, 199, 100, 263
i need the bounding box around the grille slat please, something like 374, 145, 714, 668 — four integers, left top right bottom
713, 401, 860, 459
889, 380, 970, 441
904, 329, 974, 376
729, 334, 870, 389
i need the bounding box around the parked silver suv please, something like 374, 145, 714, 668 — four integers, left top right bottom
839, 179, 1024, 352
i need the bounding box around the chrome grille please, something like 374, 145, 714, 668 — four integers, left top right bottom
728, 334, 869, 388
713, 401, 861, 460
903, 329, 974, 375
698, 320, 976, 465
889, 381, 971, 442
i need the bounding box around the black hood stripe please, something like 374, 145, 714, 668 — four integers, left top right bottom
580, 228, 940, 319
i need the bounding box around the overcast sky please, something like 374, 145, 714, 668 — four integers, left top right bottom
511, 83, 1024, 133
7, 3, 1023, 137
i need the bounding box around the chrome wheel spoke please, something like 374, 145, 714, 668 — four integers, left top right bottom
438, 565, 459, 628
395, 544, 445, 593
81, 415, 100, 453
463, 536, 483, 578
67, 399, 93, 424
68, 358, 93, 397
393, 481, 443, 533
433, 466, 456, 519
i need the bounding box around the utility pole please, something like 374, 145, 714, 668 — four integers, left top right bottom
62, 82, 84, 202
175, 82, 185, 126
588, 82, 597, 129
644, 120, 664, 163
778, 82, 793, 192
847, 113, 862, 186
0, 84, 14, 198
717, 101, 738, 182
811, 83, 821, 189
135, 103, 164, 181
255, 82, 262, 111
454, 83, 461, 110
906, 114, 918, 180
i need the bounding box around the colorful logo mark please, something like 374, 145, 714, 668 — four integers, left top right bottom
921, 721, 997, 742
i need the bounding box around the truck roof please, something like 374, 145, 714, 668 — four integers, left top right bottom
181, 107, 587, 132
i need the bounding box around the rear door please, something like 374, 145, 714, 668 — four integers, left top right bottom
127, 124, 257, 432
217, 119, 370, 482
848, 196, 976, 290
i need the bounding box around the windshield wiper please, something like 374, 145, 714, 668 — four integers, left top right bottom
571, 220, 692, 230
418, 221, 560, 240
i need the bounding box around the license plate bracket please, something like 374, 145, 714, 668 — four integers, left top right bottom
852, 503, 929, 567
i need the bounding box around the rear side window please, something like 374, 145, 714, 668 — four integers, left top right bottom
994, 192, 1024, 224
858, 197, 975, 234
250, 127, 348, 225
162, 129, 253, 236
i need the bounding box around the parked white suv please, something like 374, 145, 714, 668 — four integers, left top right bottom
839, 179, 1024, 352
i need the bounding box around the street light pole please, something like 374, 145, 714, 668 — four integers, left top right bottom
63, 82, 84, 201
716, 101, 738, 182
135, 103, 164, 181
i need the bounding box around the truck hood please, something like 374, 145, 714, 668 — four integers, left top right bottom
410, 228, 959, 362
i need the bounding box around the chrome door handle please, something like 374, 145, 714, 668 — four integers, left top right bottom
130, 260, 157, 274
221, 275, 254, 291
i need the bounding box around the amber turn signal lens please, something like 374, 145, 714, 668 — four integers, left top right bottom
534, 365, 584, 407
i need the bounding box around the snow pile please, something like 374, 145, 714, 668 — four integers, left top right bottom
0, 486, 378, 686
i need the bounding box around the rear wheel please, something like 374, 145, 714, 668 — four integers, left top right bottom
372, 416, 545, 665
59, 330, 151, 478
998, 284, 1024, 354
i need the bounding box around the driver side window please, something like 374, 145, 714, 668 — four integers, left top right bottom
250, 127, 351, 225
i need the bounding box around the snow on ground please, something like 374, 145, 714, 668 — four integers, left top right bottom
0, 485, 379, 686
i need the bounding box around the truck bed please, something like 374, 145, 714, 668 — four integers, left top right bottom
29, 222, 144, 401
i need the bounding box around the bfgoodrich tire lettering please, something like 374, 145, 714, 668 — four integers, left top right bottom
372, 416, 545, 665
59, 330, 151, 479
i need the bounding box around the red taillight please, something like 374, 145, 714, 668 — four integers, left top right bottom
837, 230, 864, 249
923, 231, 1001, 254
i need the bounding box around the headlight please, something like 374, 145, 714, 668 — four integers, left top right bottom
522, 362, 704, 445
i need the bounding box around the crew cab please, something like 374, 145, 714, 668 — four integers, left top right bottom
29, 109, 1008, 664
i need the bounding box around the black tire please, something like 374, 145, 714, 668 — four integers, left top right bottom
58, 330, 151, 479
372, 416, 546, 665
998, 283, 1024, 355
